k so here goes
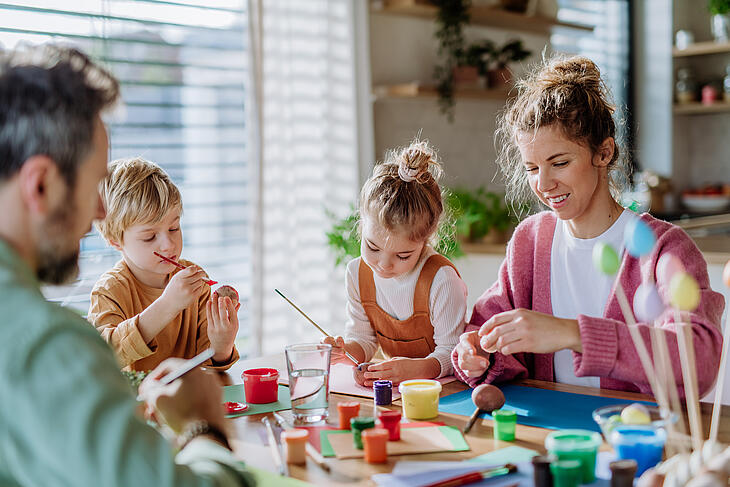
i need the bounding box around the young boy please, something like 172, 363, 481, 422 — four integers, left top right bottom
88, 157, 239, 371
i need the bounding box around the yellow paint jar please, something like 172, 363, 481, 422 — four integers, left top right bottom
398, 379, 442, 420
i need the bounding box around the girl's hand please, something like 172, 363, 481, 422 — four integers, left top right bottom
364, 357, 432, 386
478, 308, 582, 355
456, 331, 490, 378
206, 292, 239, 363
321, 336, 351, 365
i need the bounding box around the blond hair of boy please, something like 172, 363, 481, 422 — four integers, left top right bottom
89, 157, 239, 371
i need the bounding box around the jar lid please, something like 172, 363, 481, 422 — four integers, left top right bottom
545, 429, 602, 452
281, 429, 309, 443
350, 416, 376, 430
492, 409, 517, 422
373, 380, 393, 389
362, 428, 389, 439
337, 401, 361, 411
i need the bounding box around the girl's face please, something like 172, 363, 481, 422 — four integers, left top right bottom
360, 216, 425, 279
518, 124, 613, 224
111, 206, 183, 287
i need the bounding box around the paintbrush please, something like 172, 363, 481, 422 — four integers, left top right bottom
262, 417, 288, 477
136, 348, 215, 401
422, 463, 518, 487
154, 251, 217, 286
274, 288, 359, 365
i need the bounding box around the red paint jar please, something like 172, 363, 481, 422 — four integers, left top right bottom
241, 368, 279, 404
377, 410, 402, 441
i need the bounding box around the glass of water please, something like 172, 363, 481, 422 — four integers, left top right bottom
285, 343, 331, 424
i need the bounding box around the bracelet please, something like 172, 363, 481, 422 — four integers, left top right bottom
178, 420, 232, 451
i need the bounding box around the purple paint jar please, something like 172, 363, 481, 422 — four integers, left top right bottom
373, 380, 393, 406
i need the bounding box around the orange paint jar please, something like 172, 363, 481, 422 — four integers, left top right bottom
362, 428, 389, 464
337, 401, 361, 430
281, 429, 308, 465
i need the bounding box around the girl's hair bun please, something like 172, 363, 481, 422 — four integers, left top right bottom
395, 139, 442, 184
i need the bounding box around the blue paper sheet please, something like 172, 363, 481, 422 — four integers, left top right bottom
438, 384, 655, 432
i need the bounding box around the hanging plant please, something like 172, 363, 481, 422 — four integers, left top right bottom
433, 0, 471, 122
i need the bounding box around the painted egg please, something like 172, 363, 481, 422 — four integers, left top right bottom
471, 384, 505, 412
624, 218, 656, 257
669, 272, 700, 311
593, 242, 620, 275
657, 254, 684, 286
633, 282, 664, 323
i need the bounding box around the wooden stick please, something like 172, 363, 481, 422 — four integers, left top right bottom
274, 288, 359, 365
650, 326, 682, 456
614, 285, 665, 405
652, 325, 689, 454
674, 310, 703, 452
463, 407, 482, 434
709, 311, 730, 444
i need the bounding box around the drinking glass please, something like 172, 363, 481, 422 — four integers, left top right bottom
285, 343, 331, 423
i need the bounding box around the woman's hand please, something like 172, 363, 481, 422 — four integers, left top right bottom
455, 331, 490, 378
478, 308, 581, 355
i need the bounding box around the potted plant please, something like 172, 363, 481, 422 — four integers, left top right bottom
709, 0, 730, 42
433, 0, 472, 121
484, 38, 531, 88
447, 187, 519, 244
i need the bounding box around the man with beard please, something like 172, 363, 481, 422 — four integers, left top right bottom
0, 45, 254, 486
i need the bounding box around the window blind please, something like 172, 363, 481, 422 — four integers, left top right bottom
0, 1, 252, 350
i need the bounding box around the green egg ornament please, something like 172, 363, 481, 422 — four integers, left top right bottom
593, 242, 620, 275
669, 272, 700, 311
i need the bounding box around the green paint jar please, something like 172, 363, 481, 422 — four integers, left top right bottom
350, 416, 375, 450
492, 409, 517, 441
549, 459, 582, 487
545, 429, 602, 483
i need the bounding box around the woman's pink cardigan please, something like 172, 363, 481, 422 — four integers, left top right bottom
452, 211, 725, 397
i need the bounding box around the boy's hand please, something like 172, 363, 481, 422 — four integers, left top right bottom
321, 336, 352, 365
161, 265, 208, 313
364, 357, 426, 386
456, 330, 490, 378
138, 359, 226, 435
206, 292, 239, 363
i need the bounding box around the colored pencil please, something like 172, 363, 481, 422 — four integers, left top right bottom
153, 251, 217, 286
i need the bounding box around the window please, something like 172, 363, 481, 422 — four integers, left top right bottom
0, 1, 252, 351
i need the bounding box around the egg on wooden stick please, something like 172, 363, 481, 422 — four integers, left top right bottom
462, 383, 506, 434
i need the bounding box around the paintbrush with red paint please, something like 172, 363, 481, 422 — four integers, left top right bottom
153, 251, 217, 286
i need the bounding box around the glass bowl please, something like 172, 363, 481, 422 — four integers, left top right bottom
592, 404, 676, 441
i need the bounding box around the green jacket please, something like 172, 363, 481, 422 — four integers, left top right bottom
0, 240, 255, 487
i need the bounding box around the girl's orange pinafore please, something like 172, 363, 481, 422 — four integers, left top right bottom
358, 254, 460, 358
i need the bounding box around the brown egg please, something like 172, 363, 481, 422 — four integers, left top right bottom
353, 362, 372, 387
214, 285, 239, 306
471, 384, 505, 412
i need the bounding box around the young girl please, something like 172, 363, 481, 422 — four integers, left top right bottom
324, 140, 467, 385
453, 56, 724, 397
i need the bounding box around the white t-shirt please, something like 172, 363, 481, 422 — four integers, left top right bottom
343, 247, 467, 377
551, 210, 631, 387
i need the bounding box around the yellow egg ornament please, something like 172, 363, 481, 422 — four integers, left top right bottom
669, 272, 700, 311
620, 403, 651, 425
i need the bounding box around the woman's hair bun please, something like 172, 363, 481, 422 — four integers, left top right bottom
534, 56, 602, 93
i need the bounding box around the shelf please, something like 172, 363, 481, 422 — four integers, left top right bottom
373, 0, 593, 34
673, 40, 730, 57
673, 102, 730, 115
373, 82, 512, 101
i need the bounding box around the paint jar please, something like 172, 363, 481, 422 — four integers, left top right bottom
377, 410, 402, 441
492, 409, 517, 441
373, 380, 393, 406
545, 429, 602, 484
336, 401, 361, 430
280, 428, 308, 465
398, 379, 442, 420
350, 416, 375, 450
609, 459, 638, 486
241, 368, 279, 404
362, 428, 389, 463
549, 459, 582, 487
610, 426, 666, 477
531, 455, 554, 487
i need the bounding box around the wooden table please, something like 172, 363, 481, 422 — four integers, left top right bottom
220, 355, 730, 486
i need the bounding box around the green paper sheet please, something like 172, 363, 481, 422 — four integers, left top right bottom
318, 425, 469, 457
248, 466, 314, 486
223, 384, 291, 417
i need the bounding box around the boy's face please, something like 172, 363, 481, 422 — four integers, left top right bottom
360, 216, 424, 280
113, 206, 183, 283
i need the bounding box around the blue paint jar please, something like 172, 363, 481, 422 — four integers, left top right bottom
610, 425, 666, 476
373, 380, 393, 406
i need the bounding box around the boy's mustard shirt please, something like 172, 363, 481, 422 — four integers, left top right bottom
88, 259, 238, 371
